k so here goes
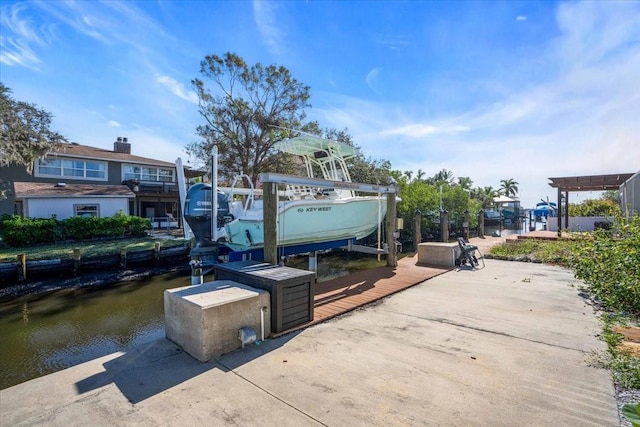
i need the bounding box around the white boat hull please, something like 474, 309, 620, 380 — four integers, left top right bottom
224, 196, 387, 251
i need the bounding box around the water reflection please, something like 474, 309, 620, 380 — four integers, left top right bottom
0, 271, 192, 390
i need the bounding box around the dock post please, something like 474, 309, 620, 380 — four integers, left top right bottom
73, 248, 81, 275
120, 247, 127, 269
263, 181, 278, 265
17, 254, 26, 281
386, 192, 398, 267
440, 210, 449, 243
478, 209, 485, 237
308, 251, 317, 278
463, 210, 470, 240
154, 242, 161, 265
414, 209, 422, 249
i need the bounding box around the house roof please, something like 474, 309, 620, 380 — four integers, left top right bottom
48, 143, 176, 167
14, 182, 135, 198
493, 195, 517, 203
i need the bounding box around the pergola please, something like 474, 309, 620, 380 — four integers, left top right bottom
548, 173, 634, 236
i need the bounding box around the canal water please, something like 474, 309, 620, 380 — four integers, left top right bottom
0, 271, 192, 390
0, 222, 538, 391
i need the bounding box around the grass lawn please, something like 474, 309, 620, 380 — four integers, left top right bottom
489, 238, 576, 265
0, 236, 189, 262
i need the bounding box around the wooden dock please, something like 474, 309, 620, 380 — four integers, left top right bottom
275, 254, 449, 336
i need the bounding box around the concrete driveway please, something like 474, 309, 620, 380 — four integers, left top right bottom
0, 259, 619, 426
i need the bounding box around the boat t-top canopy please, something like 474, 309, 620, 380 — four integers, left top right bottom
274, 135, 359, 159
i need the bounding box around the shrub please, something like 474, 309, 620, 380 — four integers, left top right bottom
0, 215, 60, 246
0, 212, 152, 247
571, 215, 640, 316
124, 215, 152, 236
568, 198, 621, 217
64, 216, 101, 240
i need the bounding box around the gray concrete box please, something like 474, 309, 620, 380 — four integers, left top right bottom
164, 280, 270, 362
417, 242, 460, 267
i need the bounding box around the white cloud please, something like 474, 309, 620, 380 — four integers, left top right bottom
382, 124, 470, 138
0, 38, 41, 70
312, 1, 640, 209
253, 0, 284, 56
365, 68, 381, 89
156, 75, 199, 104
108, 120, 121, 127
0, 3, 48, 70
516, 16, 527, 21
34, 1, 110, 44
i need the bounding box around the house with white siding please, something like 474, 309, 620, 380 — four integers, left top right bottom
0, 137, 201, 226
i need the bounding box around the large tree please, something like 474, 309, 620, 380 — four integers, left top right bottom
187, 53, 312, 183
0, 83, 65, 172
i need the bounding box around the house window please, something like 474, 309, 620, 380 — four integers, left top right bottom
123, 164, 174, 182
74, 204, 99, 218
36, 158, 106, 180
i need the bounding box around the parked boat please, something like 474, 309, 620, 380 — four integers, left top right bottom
534, 200, 557, 219
183, 135, 388, 254
483, 210, 502, 224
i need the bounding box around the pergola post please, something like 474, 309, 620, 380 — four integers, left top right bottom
557, 187, 562, 237
386, 192, 398, 268
564, 191, 569, 232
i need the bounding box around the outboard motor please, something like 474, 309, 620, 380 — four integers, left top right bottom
184, 183, 230, 248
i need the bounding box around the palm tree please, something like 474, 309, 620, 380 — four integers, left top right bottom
499, 178, 519, 198
479, 186, 498, 209
427, 168, 455, 186
457, 176, 474, 191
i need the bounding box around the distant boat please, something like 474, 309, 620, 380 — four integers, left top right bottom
483, 210, 502, 223
534, 201, 557, 218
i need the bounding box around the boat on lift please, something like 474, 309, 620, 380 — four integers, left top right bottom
534, 200, 557, 219
183, 135, 389, 254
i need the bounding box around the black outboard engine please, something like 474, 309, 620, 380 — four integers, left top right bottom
184, 183, 230, 248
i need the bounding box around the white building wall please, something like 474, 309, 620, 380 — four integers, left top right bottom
621, 171, 640, 217
545, 216, 612, 232
24, 197, 130, 220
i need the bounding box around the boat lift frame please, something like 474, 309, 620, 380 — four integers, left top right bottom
259, 172, 399, 268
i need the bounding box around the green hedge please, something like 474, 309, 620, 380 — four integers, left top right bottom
0, 212, 152, 247
571, 215, 640, 316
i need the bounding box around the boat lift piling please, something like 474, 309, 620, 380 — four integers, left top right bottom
259, 172, 399, 268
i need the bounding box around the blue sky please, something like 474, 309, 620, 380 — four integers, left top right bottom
1, 0, 638, 209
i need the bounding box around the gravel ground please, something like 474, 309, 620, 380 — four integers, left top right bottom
617, 386, 640, 427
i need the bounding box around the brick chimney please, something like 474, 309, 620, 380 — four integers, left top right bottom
113, 136, 131, 154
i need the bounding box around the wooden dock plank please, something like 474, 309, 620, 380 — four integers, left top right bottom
272, 255, 449, 337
